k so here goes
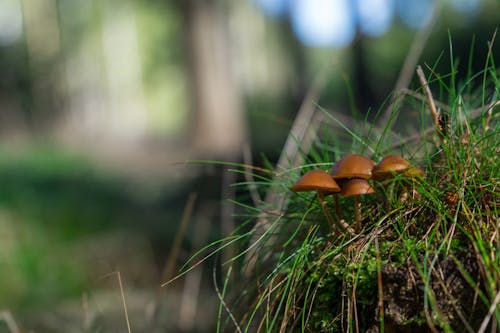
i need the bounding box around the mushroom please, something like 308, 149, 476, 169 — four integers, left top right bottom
340, 179, 375, 232
331, 154, 376, 181
372, 154, 424, 205
372, 154, 423, 181
330, 154, 376, 226
291, 169, 347, 234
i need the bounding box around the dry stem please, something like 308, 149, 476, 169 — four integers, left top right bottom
0, 311, 21, 333
416, 65, 443, 137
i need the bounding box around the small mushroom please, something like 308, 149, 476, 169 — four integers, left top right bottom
372, 154, 423, 181
330, 154, 375, 226
372, 155, 424, 205
291, 169, 347, 234
340, 179, 375, 232
331, 154, 376, 180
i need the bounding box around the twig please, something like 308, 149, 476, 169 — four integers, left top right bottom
160, 192, 197, 284
117, 271, 132, 333
416, 65, 442, 133
99, 271, 132, 333
0, 311, 21, 333
82, 292, 90, 333
486, 28, 497, 58
380, 99, 499, 154
151, 193, 197, 329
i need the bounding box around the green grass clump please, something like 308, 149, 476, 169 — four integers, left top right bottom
179, 43, 499, 333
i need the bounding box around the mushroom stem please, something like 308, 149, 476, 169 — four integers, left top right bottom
336, 197, 355, 235
354, 196, 361, 232
334, 195, 342, 222
317, 192, 337, 233
318, 192, 352, 235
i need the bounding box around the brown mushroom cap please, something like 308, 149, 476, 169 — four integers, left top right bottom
404, 166, 425, 178
372, 155, 424, 180
340, 179, 375, 197
291, 169, 341, 193
330, 154, 375, 180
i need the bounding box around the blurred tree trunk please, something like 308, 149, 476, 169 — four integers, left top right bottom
21, 0, 62, 132
180, 0, 246, 159
351, 32, 376, 116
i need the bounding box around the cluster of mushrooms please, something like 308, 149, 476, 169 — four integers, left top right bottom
291, 154, 424, 236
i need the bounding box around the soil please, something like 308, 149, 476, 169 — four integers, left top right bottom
367, 250, 487, 332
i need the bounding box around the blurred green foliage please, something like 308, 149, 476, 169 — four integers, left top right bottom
0, 147, 194, 313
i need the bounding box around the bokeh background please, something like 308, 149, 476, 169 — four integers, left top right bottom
0, 0, 498, 331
